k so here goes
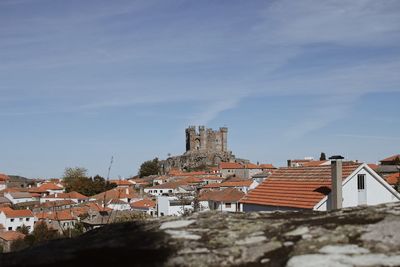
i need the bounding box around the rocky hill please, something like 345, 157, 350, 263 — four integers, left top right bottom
1, 202, 400, 267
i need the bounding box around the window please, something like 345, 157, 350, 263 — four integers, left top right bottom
8, 227, 12, 231
26, 218, 30, 221
160, 190, 163, 193
10, 218, 14, 222
358, 174, 365, 190
168, 190, 173, 193
225, 203, 231, 208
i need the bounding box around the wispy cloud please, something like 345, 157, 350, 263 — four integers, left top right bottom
337, 134, 400, 141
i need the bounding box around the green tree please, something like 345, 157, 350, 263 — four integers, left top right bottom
63, 167, 88, 193
32, 221, 59, 244
138, 158, 160, 177
16, 225, 29, 235
63, 167, 118, 196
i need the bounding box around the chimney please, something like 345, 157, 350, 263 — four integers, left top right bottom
287, 160, 292, 167
329, 155, 344, 210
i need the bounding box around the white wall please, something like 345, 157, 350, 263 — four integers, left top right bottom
157, 196, 193, 216
315, 166, 400, 211
0, 213, 35, 233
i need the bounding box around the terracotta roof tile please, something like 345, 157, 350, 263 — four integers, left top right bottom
240, 163, 361, 209
131, 199, 156, 209
386, 173, 400, 185
258, 164, 276, 169
219, 162, 243, 169
0, 207, 34, 218
199, 188, 244, 202
380, 154, 400, 163
44, 191, 87, 199
0, 231, 25, 241
35, 210, 76, 221
0, 173, 10, 181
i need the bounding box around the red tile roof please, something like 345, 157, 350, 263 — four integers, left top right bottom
131, 199, 156, 209
301, 160, 328, 167
386, 173, 400, 185
109, 180, 133, 186
203, 180, 252, 189
35, 210, 76, 221
199, 188, 245, 202
380, 154, 400, 163
258, 164, 276, 169
91, 188, 139, 202
44, 191, 87, 199
219, 162, 243, 169
0, 173, 10, 181
149, 181, 186, 189
0, 207, 34, 218
367, 164, 379, 170
0, 231, 25, 241
240, 163, 361, 209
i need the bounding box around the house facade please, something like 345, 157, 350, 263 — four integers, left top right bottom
241, 162, 400, 212
0, 207, 35, 233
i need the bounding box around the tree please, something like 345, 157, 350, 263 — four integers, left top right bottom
17, 225, 29, 235
63, 167, 88, 193
32, 221, 59, 244
138, 158, 160, 177
320, 152, 327, 161
63, 167, 116, 196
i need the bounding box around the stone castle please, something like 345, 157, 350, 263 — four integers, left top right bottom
185, 126, 228, 154
160, 126, 246, 173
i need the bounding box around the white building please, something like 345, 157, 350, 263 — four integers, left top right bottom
40, 191, 88, 204
144, 181, 192, 197
106, 199, 131, 210
241, 162, 400, 212
0, 207, 35, 233
199, 188, 244, 212
4, 192, 36, 204
157, 196, 193, 216
131, 199, 156, 216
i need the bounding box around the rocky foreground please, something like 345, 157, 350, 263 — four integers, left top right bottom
1, 202, 400, 267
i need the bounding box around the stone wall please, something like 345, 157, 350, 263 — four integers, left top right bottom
1, 202, 400, 266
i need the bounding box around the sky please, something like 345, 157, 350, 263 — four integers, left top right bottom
1, 0, 400, 179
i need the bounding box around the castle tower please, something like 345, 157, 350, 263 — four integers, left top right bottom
199, 125, 206, 151
185, 126, 196, 152
220, 127, 228, 152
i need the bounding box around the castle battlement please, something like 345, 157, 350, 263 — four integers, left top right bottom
185, 126, 228, 154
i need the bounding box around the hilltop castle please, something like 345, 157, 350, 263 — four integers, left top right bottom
160, 126, 247, 173
185, 126, 228, 154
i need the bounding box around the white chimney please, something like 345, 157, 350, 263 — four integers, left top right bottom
329, 155, 344, 210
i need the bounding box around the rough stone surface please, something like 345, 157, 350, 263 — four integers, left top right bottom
1, 202, 400, 267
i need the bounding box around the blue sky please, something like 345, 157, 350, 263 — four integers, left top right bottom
1, 0, 399, 178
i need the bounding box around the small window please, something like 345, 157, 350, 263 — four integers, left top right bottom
26, 218, 30, 221
358, 174, 365, 190
225, 203, 231, 208
8, 227, 12, 231
10, 218, 14, 222
160, 190, 163, 193
168, 190, 173, 193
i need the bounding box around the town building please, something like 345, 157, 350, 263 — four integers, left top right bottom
199, 188, 244, 212
0, 231, 25, 252
241, 160, 400, 212
0, 207, 35, 233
